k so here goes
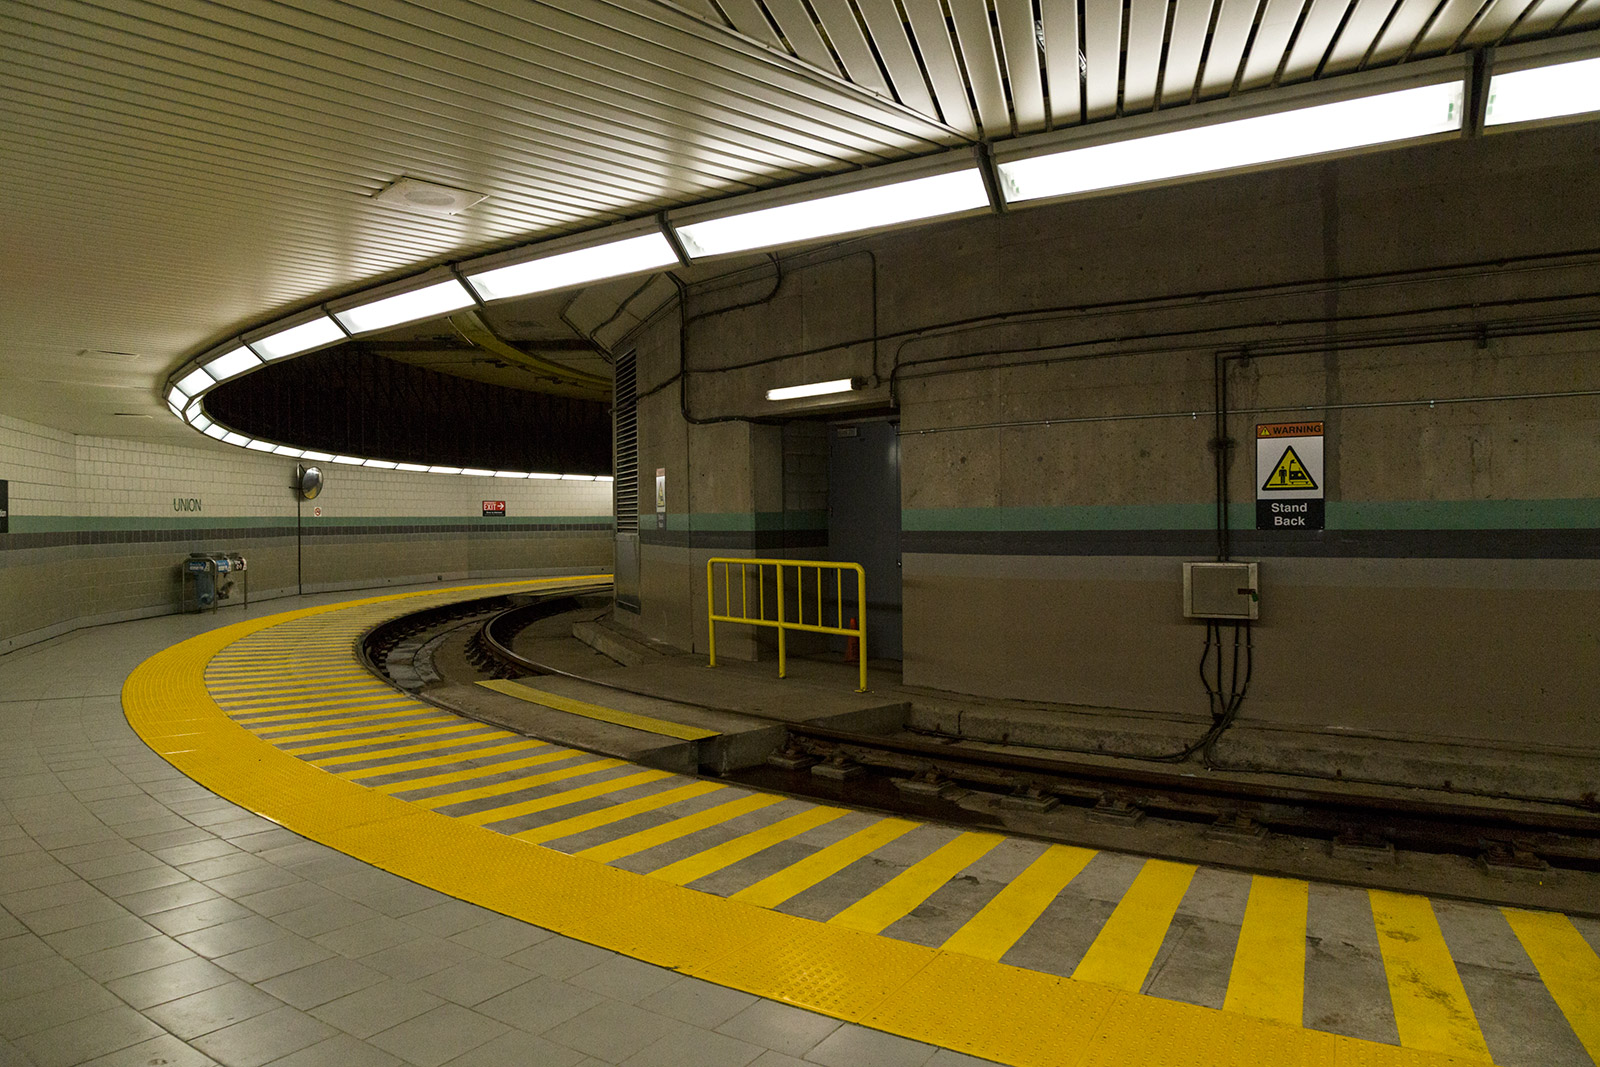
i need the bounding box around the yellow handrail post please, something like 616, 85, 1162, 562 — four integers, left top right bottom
776, 562, 786, 679
706, 560, 717, 668
855, 566, 867, 692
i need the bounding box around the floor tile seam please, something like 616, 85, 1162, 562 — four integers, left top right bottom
118, 591, 1491, 1067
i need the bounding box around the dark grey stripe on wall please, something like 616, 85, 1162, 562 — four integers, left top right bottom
0, 522, 611, 552
639, 528, 829, 551
902, 528, 1600, 559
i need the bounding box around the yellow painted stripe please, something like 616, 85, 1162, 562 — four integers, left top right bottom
210, 681, 382, 697
462, 769, 674, 826
225, 695, 417, 716
289, 722, 489, 755
340, 740, 542, 778
731, 818, 919, 909
1223, 875, 1308, 1026
528, 781, 735, 849
940, 844, 1096, 961
1369, 890, 1492, 1061
311, 733, 516, 767
1502, 908, 1600, 1061
650, 806, 848, 887
221, 686, 395, 706
1071, 859, 1197, 991
574, 792, 781, 862
265, 714, 457, 743
408, 758, 624, 806
829, 832, 1004, 935
476, 679, 719, 741
235, 705, 429, 728
347, 749, 563, 791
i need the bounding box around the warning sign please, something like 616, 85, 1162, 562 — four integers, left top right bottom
1256, 422, 1325, 530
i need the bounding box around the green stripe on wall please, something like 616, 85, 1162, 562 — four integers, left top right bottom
9, 515, 612, 534
905, 499, 1600, 532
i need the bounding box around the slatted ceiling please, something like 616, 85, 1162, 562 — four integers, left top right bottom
854, 0, 941, 117
900, 0, 982, 134
1123, 0, 1173, 112
1464, 0, 1540, 42
948, 0, 1013, 135
1367, 0, 1447, 63
759, 0, 845, 72
994, 0, 1048, 132
1038, 0, 1084, 124
1282, 0, 1358, 81
716, 0, 785, 46
1416, 0, 1493, 52
1083, 0, 1125, 118
1161, 0, 1217, 104
1506, 0, 1571, 33
1321, 0, 1401, 73
1238, 0, 1309, 90
1563, 0, 1600, 26
1200, 0, 1260, 95
809, 0, 892, 93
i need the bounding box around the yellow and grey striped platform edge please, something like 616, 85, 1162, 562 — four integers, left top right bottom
123, 580, 1511, 1067
476, 678, 720, 741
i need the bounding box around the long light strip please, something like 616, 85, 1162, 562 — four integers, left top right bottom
998, 81, 1464, 203
248, 316, 345, 361
675, 169, 990, 259
465, 233, 679, 302
333, 279, 476, 334
203, 346, 261, 381
176, 368, 214, 396
1486, 56, 1600, 126
766, 378, 859, 401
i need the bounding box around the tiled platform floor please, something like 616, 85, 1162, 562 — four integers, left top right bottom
1, 589, 990, 1067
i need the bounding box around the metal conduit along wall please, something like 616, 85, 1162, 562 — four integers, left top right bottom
613, 121, 1600, 777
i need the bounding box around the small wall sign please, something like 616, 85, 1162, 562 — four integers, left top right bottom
1256, 422, 1325, 530
0, 479, 7, 534
655, 468, 666, 530
483, 500, 507, 517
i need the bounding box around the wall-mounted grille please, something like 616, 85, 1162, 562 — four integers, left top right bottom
614, 351, 640, 534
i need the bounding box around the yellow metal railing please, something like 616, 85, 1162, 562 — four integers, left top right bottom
706, 557, 867, 692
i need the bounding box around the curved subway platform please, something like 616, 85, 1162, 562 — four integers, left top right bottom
2, 577, 1597, 1066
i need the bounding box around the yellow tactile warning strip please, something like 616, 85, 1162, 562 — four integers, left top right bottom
475, 678, 720, 741
123, 580, 1589, 1067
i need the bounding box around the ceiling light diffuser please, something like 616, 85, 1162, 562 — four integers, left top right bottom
998, 81, 1464, 203
1486, 56, 1600, 126
203, 424, 228, 439
396, 463, 428, 472
466, 233, 679, 302
274, 445, 304, 457
223, 432, 251, 446
333, 279, 476, 334
302, 450, 334, 461
674, 169, 991, 259
428, 466, 463, 474
528, 472, 562, 479
177, 369, 214, 396
249, 315, 345, 361
203, 346, 261, 381
363, 459, 398, 469
246, 440, 276, 452
766, 378, 860, 401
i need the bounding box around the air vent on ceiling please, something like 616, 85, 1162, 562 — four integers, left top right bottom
373, 178, 487, 216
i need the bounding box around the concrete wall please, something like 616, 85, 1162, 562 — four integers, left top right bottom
620, 120, 1600, 751
0, 412, 613, 653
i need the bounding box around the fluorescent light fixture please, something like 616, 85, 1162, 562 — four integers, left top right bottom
168, 401, 183, 418
998, 81, 1464, 203
494, 470, 528, 478
466, 233, 679, 302
223, 431, 251, 446
462, 468, 494, 477
596, 475, 615, 482
274, 445, 304, 457
333, 279, 475, 334
167, 386, 190, 407
203, 424, 228, 439
177, 368, 215, 396
333, 455, 364, 465
528, 472, 562, 479
249, 315, 344, 361
190, 414, 213, 432
396, 463, 428, 472
674, 169, 990, 259
364, 459, 398, 469
184, 399, 204, 422
204, 346, 261, 381
561, 474, 597, 481
301, 450, 334, 461
428, 465, 463, 474
1486, 56, 1600, 126
766, 377, 860, 401
246, 440, 276, 452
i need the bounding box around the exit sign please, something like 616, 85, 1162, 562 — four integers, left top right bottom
483, 500, 506, 517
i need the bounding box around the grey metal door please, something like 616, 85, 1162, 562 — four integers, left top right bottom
828, 420, 902, 661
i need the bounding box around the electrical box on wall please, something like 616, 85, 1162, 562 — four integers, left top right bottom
1183, 562, 1260, 620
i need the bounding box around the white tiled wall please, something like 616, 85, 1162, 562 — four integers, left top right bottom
3, 415, 613, 522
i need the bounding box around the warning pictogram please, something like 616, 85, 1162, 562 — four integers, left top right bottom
1261, 446, 1318, 492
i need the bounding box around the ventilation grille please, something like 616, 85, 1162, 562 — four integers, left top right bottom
614, 351, 640, 535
